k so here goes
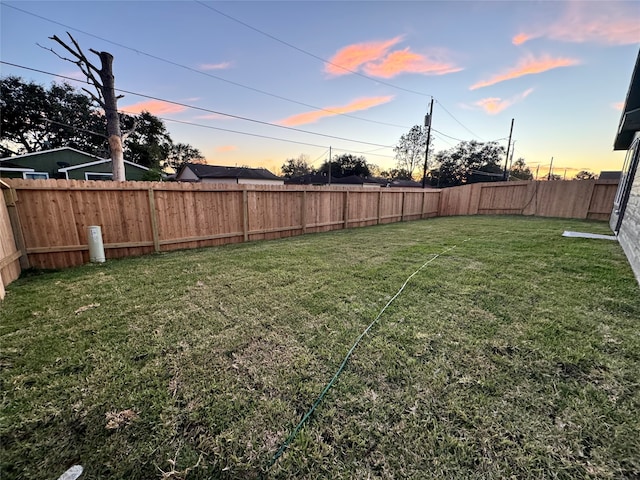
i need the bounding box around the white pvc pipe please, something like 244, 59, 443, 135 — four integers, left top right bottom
88, 226, 106, 263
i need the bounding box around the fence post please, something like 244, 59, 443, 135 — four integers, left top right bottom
147, 188, 160, 253
377, 190, 383, 224
3, 188, 29, 269
401, 191, 406, 222
301, 190, 307, 234
243, 189, 249, 242
343, 190, 349, 229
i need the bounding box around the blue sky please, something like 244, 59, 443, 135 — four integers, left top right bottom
1, 1, 638, 177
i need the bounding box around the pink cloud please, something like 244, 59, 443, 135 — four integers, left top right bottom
121, 100, 187, 116
512, 33, 536, 46
325, 37, 460, 78
194, 113, 228, 120
325, 36, 403, 76
363, 48, 462, 78
513, 2, 639, 46
470, 54, 579, 90
199, 61, 233, 70
475, 88, 534, 114
279, 96, 394, 126
612, 102, 624, 111
215, 145, 237, 153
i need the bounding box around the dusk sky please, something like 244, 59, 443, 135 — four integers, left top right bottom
1, 1, 639, 177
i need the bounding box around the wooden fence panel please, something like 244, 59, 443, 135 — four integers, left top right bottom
2, 179, 619, 272
379, 191, 403, 223
587, 180, 620, 221
347, 190, 379, 228
0, 184, 21, 299
248, 190, 304, 240
477, 182, 530, 215
535, 180, 595, 218
154, 189, 244, 250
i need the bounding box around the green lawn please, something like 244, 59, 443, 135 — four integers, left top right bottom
1, 216, 639, 479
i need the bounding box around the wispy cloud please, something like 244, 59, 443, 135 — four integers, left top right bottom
325, 36, 403, 76
199, 61, 233, 70
279, 96, 394, 126
512, 2, 639, 46
612, 101, 624, 111
325, 37, 460, 78
512, 33, 535, 46
475, 88, 534, 114
121, 100, 187, 115
470, 54, 579, 90
215, 145, 237, 153
363, 48, 462, 78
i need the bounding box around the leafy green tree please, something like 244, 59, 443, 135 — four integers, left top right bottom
510, 158, 533, 180
1, 76, 107, 157
394, 125, 427, 179
1, 76, 204, 172
318, 153, 370, 178
164, 143, 205, 172
280, 154, 311, 178
432, 140, 505, 187
379, 168, 413, 180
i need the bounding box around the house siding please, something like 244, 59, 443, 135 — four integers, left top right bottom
617, 136, 640, 283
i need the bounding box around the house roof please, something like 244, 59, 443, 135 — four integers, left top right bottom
331, 175, 385, 186
285, 173, 335, 185
181, 163, 282, 181
614, 49, 640, 151
57, 159, 149, 172
1, 146, 107, 163
389, 179, 424, 188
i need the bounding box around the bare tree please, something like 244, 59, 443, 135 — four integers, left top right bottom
43, 33, 127, 180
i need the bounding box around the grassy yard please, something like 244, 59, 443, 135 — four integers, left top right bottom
1, 216, 639, 479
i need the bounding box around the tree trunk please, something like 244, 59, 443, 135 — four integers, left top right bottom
95, 51, 125, 181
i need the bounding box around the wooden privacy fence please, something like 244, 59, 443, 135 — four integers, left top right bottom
0, 178, 619, 276
0, 181, 22, 299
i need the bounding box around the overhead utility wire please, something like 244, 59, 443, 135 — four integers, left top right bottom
1, 61, 391, 149
195, 1, 433, 99
2, 3, 409, 131
435, 100, 484, 141
194, 1, 497, 143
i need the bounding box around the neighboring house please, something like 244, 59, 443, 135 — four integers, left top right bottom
599, 171, 622, 180
611, 49, 640, 284
176, 163, 284, 185
0, 147, 149, 181
331, 175, 385, 188
285, 173, 335, 186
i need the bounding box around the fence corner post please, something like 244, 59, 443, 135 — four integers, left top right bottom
147, 188, 160, 253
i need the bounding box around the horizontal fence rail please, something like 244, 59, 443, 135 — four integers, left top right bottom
0, 178, 619, 275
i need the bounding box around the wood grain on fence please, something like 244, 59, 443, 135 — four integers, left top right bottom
0, 182, 22, 299
1, 178, 619, 273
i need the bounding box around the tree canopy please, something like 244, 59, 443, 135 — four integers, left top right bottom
393, 125, 427, 180
510, 158, 533, 180
318, 153, 371, 178
431, 140, 505, 187
1, 76, 204, 173
280, 154, 312, 178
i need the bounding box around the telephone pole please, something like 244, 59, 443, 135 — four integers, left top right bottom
547, 156, 554, 181
503, 118, 514, 180
421, 98, 434, 188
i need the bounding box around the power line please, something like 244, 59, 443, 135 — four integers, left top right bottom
195, 1, 433, 99
435, 100, 485, 141
1, 61, 393, 149
2, 2, 410, 131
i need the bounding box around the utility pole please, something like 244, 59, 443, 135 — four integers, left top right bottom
503, 118, 514, 180
535, 165, 540, 180
421, 98, 434, 188
328, 146, 332, 185
547, 156, 554, 181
